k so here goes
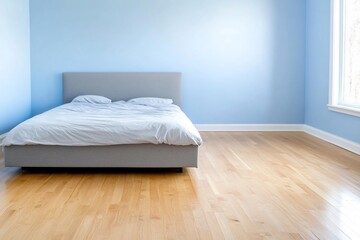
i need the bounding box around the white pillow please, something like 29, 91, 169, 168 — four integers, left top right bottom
72, 95, 112, 104
128, 97, 173, 105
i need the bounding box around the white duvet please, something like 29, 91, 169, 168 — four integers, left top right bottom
2, 102, 202, 146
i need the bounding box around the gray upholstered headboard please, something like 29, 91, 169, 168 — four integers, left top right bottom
63, 72, 182, 107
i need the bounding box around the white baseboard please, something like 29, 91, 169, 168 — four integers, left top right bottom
195, 124, 359, 155
303, 125, 360, 155
195, 124, 304, 132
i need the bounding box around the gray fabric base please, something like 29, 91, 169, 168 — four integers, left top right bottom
4, 144, 198, 168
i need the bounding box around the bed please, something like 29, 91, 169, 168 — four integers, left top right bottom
2, 72, 201, 168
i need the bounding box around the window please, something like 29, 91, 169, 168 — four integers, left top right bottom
329, 0, 360, 117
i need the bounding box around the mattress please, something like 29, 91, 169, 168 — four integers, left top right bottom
2, 101, 202, 147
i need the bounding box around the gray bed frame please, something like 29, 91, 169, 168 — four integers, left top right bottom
4, 72, 199, 168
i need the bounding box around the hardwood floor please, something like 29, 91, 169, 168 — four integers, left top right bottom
0, 132, 360, 239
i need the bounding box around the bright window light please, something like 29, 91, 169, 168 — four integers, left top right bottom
329, 0, 360, 117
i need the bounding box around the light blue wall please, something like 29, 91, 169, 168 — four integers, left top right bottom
5, 0, 358, 144
0, 0, 31, 134
305, 0, 360, 143
30, 0, 306, 124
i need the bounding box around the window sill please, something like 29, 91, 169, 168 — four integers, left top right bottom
328, 104, 360, 118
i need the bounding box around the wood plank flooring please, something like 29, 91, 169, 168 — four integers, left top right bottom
0, 132, 360, 239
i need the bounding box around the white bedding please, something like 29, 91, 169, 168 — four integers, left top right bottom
2, 102, 202, 147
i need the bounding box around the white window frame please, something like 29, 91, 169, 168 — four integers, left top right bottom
328, 0, 360, 117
